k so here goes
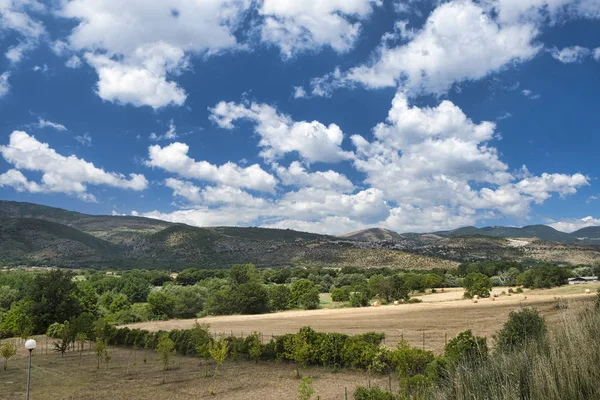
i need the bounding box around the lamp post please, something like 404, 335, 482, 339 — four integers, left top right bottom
25, 339, 36, 400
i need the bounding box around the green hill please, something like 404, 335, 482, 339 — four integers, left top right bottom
0, 217, 124, 267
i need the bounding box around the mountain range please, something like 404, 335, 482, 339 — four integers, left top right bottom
0, 200, 599, 269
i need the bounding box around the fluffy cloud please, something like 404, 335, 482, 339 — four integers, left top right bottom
84, 48, 187, 109
165, 178, 270, 208
145, 92, 589, 234
0, 72, 9, 98
59, 0, 251, 108
146, 142, 277, 193
516, 173, 589, 203
210, 101, 353, 163
350, 92, 587, 223
259, 0, 380, 57
274, 161, 354, 191
313, 1, 540, 96
549, 46, 591, 63
0, 0, 46, 63
549, 216, 600, 233
0, 131, 147, 201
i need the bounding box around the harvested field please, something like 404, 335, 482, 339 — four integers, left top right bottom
126, 292, 595, 354
0, 339, 387, 400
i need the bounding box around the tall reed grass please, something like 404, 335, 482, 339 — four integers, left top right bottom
433, 304, 600, 400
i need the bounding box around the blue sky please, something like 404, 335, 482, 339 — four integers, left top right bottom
0, 0, 599, 235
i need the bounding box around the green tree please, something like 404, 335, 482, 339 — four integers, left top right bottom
269, 285, 291, 311
522, 265, 569, 289
290, 280, 320, 310
350, 291, 370, 308
0, 342, 17, 370
234, 282, 270, 314
208, 339, 229, 394
0, 285, 18, 311
157, 334, 176, 383
444, 330, 487, 363
229, 264, 258, 286
109, 293, 131, 314
162, 285, 206, 318
147, 290, 176, 320
28, 270, 81, 333
463, 273, 492, 298
424, 274, 444, 290
494, 308, 547, 353
1, 300, 34, 338
120, 276, 152, 303
94, 339, 107, 369
331, 286, 351, 302
76, 332, 87, 359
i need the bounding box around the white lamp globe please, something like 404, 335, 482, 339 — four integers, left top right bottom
25, 339, 37, 351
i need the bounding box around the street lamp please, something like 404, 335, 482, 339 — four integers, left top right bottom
24, 339, 36, 400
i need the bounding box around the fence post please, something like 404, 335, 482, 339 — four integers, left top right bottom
445, 332, 447, 347
422, 332, 425, 350
345, 387, 348, 400
388, 374, 392, 393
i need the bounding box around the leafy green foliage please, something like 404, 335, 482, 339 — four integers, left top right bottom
298, 377, 316, 400
463, 273, 492, 298
521, 265, 569, 289
444, 330, 487, 363
331, 286, 351, 302
494, 308, 547, 353
0, 342, 17, 370
290, 280, 320, 310
354, 387, 398, 400
269, 285, 291, 311
157, 334, 175, 374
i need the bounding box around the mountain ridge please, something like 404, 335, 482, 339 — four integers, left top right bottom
1, 200, 599, 268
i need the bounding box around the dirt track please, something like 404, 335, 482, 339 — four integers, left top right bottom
126, 291, 594, 353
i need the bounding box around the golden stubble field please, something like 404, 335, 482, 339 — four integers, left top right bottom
126, 286, 598, 353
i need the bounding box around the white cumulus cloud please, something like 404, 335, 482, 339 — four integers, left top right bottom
0, 131, 147, 201
549, 216, 600, 233
312, 1, 540, 97
259, 0, 380, 58
59, 0, 252, 108
210, 100, 354, 163
146, 141, 277, 193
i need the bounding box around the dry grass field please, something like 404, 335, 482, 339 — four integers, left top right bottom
2, 287, 596, 400
0, 341, 392, 400
126, 290, 596, 354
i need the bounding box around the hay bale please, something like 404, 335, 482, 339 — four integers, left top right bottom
474, 295, 480, 300
585, 289, 591, 294
373, 300, 381, 307
393, 301, 399, 305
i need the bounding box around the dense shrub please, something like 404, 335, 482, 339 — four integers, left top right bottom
494, 308, 546, 353
444, 330, 487, 363
331, 286, 351, 302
